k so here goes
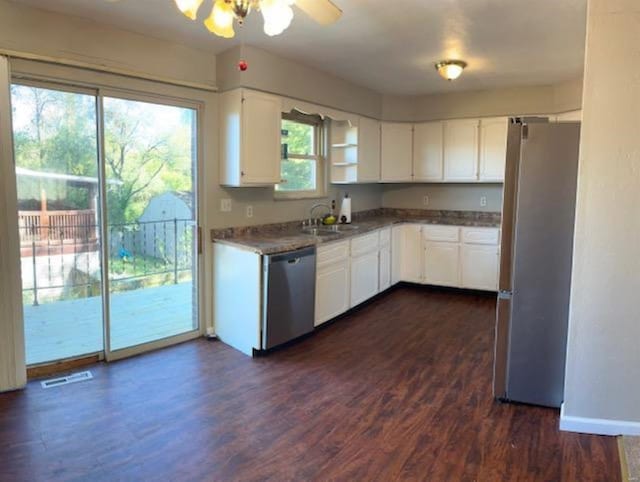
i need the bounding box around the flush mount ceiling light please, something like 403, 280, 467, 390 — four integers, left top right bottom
435, 60, 468, 81
173, 0, 342, 38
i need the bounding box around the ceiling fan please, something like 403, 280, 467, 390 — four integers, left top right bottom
174, 0, 342, 38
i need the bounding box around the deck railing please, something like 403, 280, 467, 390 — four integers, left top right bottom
18, 209, 97, 244
20, 218, 195, 306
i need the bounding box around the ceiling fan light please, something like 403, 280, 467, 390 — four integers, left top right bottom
174, 0, 204, 20
435, 60, 467, 81
205, 0, 236, 38
260, 0, 294, 36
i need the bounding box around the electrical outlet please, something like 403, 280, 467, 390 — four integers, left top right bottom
480, 196, 487, 207
423, 195, 430, 206
220, 198, 232, 212
246, 205, 253, 218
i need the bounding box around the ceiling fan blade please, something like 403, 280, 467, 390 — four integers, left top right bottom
295, 0, 342, 25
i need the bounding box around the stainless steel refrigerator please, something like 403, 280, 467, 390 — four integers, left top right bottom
493, 118, 581, 408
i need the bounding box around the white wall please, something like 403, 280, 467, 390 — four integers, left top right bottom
382, 184, 503, 213
0, 0, 216, 88
561, 0, 640, 435
217, 45, 382, 118
381, 78, 583, 122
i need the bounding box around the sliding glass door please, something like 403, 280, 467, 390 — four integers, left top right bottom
103, 96, 198, 352
11, 83, 104, 365
11, 82, 200, 366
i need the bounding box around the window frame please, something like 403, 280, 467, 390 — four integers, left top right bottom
275, 111, 326, 200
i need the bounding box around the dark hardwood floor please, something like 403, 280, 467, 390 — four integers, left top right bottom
0, 286, 620, 481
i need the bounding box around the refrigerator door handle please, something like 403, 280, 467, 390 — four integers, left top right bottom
498, 290, 512, 300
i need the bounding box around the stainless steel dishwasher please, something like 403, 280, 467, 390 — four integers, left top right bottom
262, 246, 316, 350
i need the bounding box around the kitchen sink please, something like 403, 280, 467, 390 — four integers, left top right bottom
300, 227, 339, 236
301, 225, 359, 236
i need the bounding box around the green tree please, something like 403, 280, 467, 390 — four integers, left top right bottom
280, 119, 315, 191
11, 85, 195, 224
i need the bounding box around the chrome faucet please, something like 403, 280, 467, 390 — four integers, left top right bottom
306, 203, 331, 226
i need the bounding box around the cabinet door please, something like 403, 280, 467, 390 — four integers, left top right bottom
461, 244, 499, 291
392, 224, 422, 283
391, 226, 403, 284
380, 122, 413, 182
443, 119, 479, 181
479, 117, 508, 182
358, 116, 381, 182
423, 241, 460, 287
350, 252, 380, 307
241, 90, 282, 184
413, 121, 444, 181
315, 261, 350, 326
379, 245, 391, 291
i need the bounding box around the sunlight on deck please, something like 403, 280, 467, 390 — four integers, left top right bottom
24, 282, 195, 365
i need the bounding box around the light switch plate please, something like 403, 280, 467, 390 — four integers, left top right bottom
220, 198, 232, 212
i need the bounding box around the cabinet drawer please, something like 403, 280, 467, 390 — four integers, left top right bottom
379, 227, 391, 246
422, 225, 460, 242
462, 227, 500, 245
351, 231, 379, 257
317, 240, 349, 268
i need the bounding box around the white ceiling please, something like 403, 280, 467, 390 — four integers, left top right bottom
10, 0, 587, 95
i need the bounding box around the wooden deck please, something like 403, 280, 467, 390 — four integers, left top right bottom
24, 282, 195, 365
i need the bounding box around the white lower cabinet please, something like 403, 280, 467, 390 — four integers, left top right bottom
392, 224, 423, 283
461, 244, 499, 291
379, 244, 391, 290
423, 241, 460, 287
315, 241, 350, 327
315, 230, 384, 326
350, 251, 379, 307
390, 224, 500, 291
315, 224, 499, 326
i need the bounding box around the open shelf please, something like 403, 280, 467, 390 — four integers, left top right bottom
331, 143, 358, 148
330, 119, 360, 184
331, 163, 358, 184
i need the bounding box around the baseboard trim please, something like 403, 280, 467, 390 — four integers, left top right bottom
560, 404, 640, 436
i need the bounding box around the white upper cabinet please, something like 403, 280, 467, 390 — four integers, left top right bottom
357, 116, 381, 182
413, 121, 444, 181
443, 119, 479, 181
219, 89, 282, 186
380, 122, 413, 182
479, 117, 508, 182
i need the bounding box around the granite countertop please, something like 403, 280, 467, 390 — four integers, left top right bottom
211, 209, 501, 255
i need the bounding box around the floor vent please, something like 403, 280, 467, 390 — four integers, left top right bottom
41, 371, 93, 389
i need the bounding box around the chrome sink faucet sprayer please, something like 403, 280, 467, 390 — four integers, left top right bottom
304, 201, 334, 227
